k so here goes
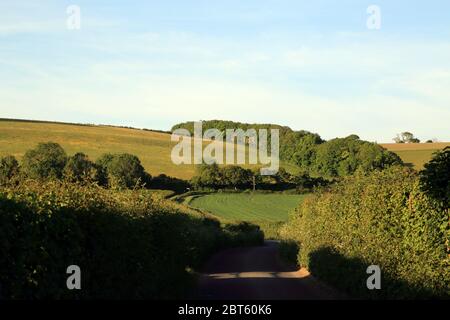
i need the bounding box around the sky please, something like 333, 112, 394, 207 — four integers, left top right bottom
0, 0, 449, 142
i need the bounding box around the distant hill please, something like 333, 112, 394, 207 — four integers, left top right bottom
0, 119, 300, 180
381, 143, 450, 170
1, 119, 446, 179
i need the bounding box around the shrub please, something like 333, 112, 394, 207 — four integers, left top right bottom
148, 174, 190, 193
312, 137, 403, 178
63, 153, 99, 183
281, 167, 449, 299
191, 163, 222, 189
221, 165, 253, 189
96, 153, 149, 189
0, 180, 262, 299
223, 222, 264, 247
22, 142, 67, 179
0, 155, 19, 184
420, 147, 450, 208
278, 240, 300, 267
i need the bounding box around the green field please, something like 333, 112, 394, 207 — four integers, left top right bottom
189, 193, 307, 222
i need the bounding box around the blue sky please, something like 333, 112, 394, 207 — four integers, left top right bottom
0, 0, 449, 142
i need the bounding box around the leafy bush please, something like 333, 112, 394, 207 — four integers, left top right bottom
312, 136, 403, 178
222, 222, 264, 247
281, 167, 449, 299
148, 174, 190, 193
63, 153, 99, 183
22, 142, 67, 179
191, 163, 223, 189
0, 155, 19, 184
420, 147, 450, 208
278, 240, 299, 267
96, 153, 150, 189
221, 165, 253, 189
0, 181, 262, 299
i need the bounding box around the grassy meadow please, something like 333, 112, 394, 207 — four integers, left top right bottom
189, 193, 307, 222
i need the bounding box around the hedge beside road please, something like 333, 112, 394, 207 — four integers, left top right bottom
281, 167, 449, 299
0, 180, 263, 299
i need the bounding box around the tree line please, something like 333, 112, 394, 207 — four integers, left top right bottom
190, 163, 328, 192
0, 142, 188, 193
0, 141, 329, 193
172, 120, 404, 179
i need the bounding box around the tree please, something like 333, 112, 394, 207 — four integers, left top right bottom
191, 162, 222, 189
221, 165, 252, 189
0, 155, 19, 184
148, 174, 189, 193
63, 153, 98, 183
420, 147, 450, 208
94, 153, 114, 186
97, 153, 148, 189
313, 138, 402, 178
96, 153, 114, 168
22, 142, 67, 179
393, 132, 420, 143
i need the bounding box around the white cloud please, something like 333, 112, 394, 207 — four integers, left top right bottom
1, 11, 449, 143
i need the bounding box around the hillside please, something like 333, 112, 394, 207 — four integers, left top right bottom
1, 119, 447, 178
0, 119, 300, 180
381, 143, 450, 170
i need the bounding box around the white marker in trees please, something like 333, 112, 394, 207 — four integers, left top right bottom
66, 265, 81, 290
366, 265, 381, 290
171, 121, 279, 175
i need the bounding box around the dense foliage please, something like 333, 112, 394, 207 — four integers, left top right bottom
2, 142, 187, 192
172, 120, 291, 137
95, 153, 150, 189
0, 155, 19, 185
190, 163, 328, 191
312, 136, 402, 177
393, 132, 421, 143
63, 152, 100, 183
172, 120, 403, 178
22, 142, 67, 179
0, 181, 263, 299
147, 174, 190, 193
420, 147, 450, 208
281, 167, 449, 299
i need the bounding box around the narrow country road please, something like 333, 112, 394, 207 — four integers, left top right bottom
194, 241, 344, 300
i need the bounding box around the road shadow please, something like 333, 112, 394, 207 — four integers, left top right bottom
307, 247, 447, 299
195, 274, 342, 300
200, 241, 298, 274
193, 242, 344, 300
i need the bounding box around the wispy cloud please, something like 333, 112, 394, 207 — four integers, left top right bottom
0, 0, 449, 142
